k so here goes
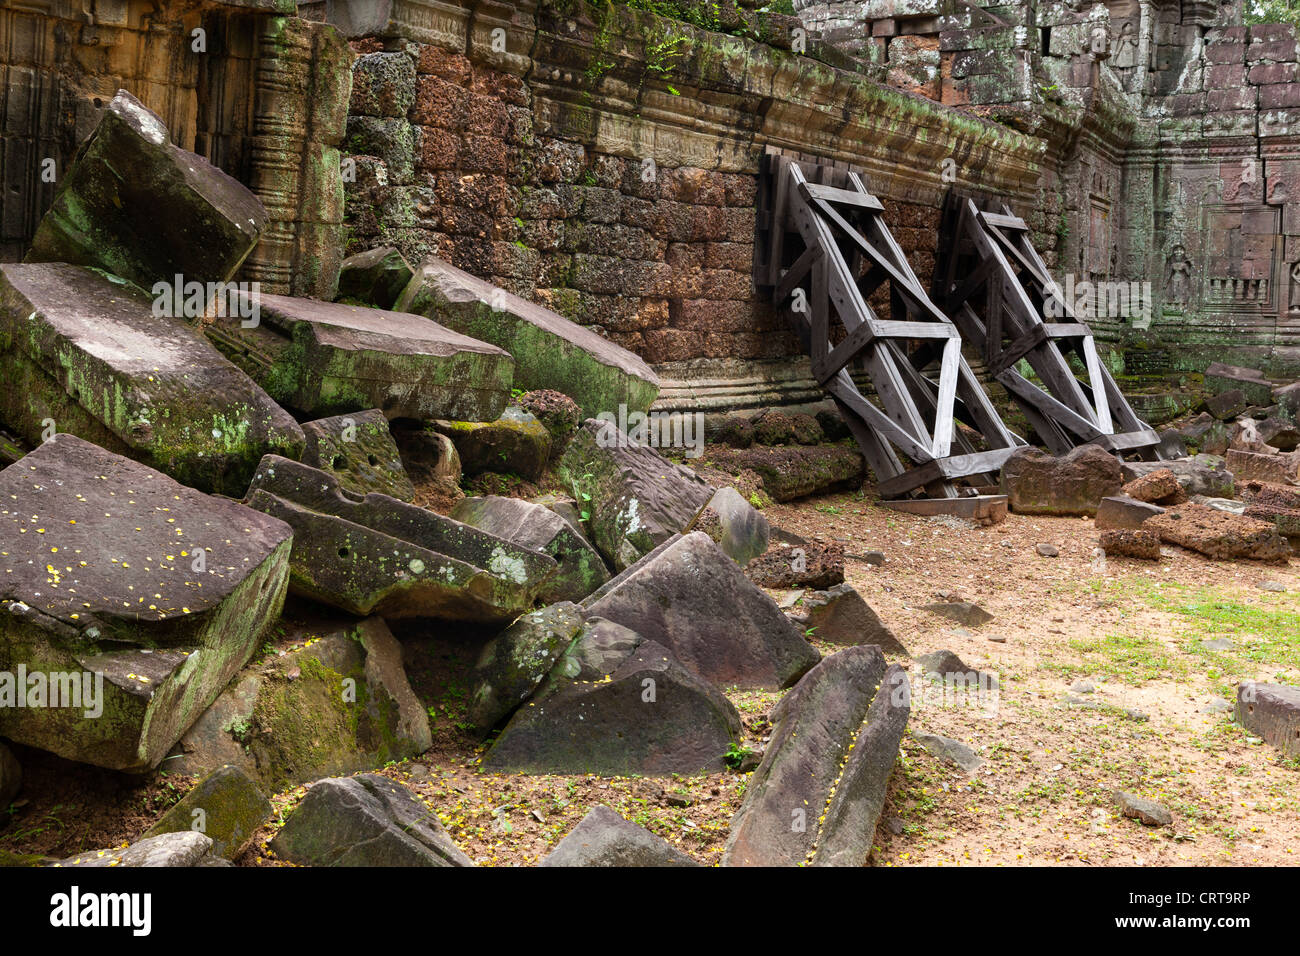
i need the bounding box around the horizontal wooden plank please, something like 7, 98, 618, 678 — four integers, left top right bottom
800, 182, 885, 211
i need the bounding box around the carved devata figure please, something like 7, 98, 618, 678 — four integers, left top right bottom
1165, 244, 1192, 308
1289, 261, 1300, 313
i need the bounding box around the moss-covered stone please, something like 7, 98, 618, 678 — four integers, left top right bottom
143, 765, 272, 860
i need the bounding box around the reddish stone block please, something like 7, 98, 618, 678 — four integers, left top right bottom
1261, 83, 1300, 109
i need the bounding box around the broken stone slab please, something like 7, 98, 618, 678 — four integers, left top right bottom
702, 445, 866, 502
206, 292, 514, 422
1206, 389, 1248, 421
684, 486, 770, 567
26, 90, 266, 289
1241, 481, 1300, 537
481, 637, 742, 776
244, 456, 556, 621
1113, 791, 1173, 827
745, 539, 845, 590
1236, 682, 1300, 758
1205, 362, 1274, 407
1121, 455, 1236, 498
433, 407, 552, 482
1095, 496, 1165, 530
51, 832, 219, 868
518, 389, 582, 460
270, 773, 473, 867
923, 602, 994, 627
1275, 382, 1300, 419
723, 648, 907, 866
0, 742, 19, 807
1121, 469, 1187, 505
1257, 417, 1300, 452
1146, 503, 1292, 562
1225, 448, 1299, 485
302, 408, 415, 502
450, 496, 609, 605
1230, 417, 1281, 455
0, 435, 292, 772
999, 445, 1122, 516
336, 246, 414, 310
539, 805, 699, 867
1192, 495, 1247, 515
583, 532, 820, 690
0, 262, 305, 496
915, 650, 999, 689
142, 765, 272, 860
788, 583, 909, 656
465, 602, 589, 733
1099, 528, 1162, 560
1156, 429, 1188, 458
913, 732, 984, 773
557, 418, 715, 571
396, 257, 659, 418
167, 617, 431, 793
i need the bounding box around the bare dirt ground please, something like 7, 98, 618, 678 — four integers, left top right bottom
5, 488, 1298, 867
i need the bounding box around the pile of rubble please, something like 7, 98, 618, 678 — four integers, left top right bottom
0, 91, 909, 867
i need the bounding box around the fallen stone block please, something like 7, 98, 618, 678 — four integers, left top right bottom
1206, 388, 1248, 420
518, 389, 583, 460
702, 444, 865, 502
1205, 362, 1274, 406
1231, 417, 1281, 455
1099, 528, 1162, 560
1258, 417, 1300, 452
913, 733, 983, 773
0, 262, 304, 496
0, 435, 291, 771
270, 774, 472, 867
142, 765, 272, 860
789, 583, 909, 655
1236, 681, 1300, 757
465, 602, 589, 733
1114, 792, 1173, 827
1275, 382, 1300, 418
539, 805, 699, 867
1121, 455, 1235, 498
584, 532, 820, 690
52, 832, 220, 868
1000, 444, 1122, 516
433, 408, 552, 482
684, 486, 770, 567
26, 90, 266, 289
923, 602, 993, 627
1225, 448, 1299, 485
745, 539, 845, 590
723, 648, 907, 866
451, 496, 608, 605
167, 617, 431, 792
206, 293, 514, 422
914, 649, 999, 689
1095, 496, 1166, 530
481, 636, 742, 776
1121, 468, 1187, 505
397, 257, 659, 418
1240, 481, 1300, 537
336, 246, 414, 309
1146, 503, 1292, 562
557, 418, 715, 571
244, 456, 556, 621
302, 408, 415, 502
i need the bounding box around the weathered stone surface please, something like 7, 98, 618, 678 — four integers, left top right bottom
302, 408, 415, 502
168, 617, 431, 792
1000, 445, 1122, 516
789, 583, 909, 655
1099, 528, 1162, 560
482, 637, 742, 775
517, 389, 582, 459
26, 90, 266, 289
558, 418, 715, 571
207, 293, 514, 422
1095, 496, 1165, 530
703, 445, 866, 502
466, 602, 588, 733
913, 733, 983, 773
1146, 503, 1292, 562
923, 602, 993, 626
1121, 469, 1187, 504
397, 257, 659, 418
434, 408, 552, 481
723, 648, 907, 866
244, 456, 555, 621
1226, 448, 1299, 485
752, 409, 823, 445
1121, 455, 1235, 499
1257, 417, 1300, 452
1237, 681, 1300, 757
0, 743, 19, 808
1241, 481, 1300, 537
0, 435, 291, 771
1206, 388, 1248, 420
52, 832, 218, 868
0, 262, 304, 495
270, 773, 472, 867
584, 532, 820, 690
1205, 362, 1274, 406
337, 246, 414, 310
539, 805, 699, 867
685, 487, 770, 567
143, 765, 272, 860
1113, 791, 1173, 827
745, 539, 845, 589
450, 496, 608, 604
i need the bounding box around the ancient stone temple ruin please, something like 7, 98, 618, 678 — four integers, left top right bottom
0, 0, 1298, 877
